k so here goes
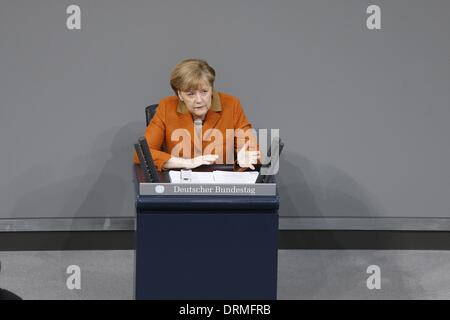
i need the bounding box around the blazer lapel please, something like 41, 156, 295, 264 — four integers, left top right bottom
202, 110, 221, 140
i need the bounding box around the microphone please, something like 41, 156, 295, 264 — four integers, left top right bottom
194, 118, 203, 127
193, 118, 203, 157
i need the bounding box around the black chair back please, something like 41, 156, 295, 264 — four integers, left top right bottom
145, 104, 159, 126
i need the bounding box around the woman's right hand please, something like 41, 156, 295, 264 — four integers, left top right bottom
185, 154, 219, 169
163, 155, 219, 170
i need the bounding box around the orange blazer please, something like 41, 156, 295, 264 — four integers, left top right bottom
134, 91, 258, 171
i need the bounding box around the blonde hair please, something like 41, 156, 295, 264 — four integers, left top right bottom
170, 59, 216, 96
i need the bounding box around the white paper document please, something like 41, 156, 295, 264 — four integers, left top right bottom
169, 171, 215, 183
169, 170, 259, 184
212, 170, 259, 184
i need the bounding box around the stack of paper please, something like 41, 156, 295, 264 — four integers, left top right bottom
212, 170, 259, 184
168, 171, 214, 183
168, 170, 259, 184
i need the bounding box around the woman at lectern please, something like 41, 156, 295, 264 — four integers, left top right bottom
134, 58, 260, 171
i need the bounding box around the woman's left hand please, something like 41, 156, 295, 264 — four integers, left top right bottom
237, 143, 260, 170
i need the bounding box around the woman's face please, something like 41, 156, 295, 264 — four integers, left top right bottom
178, 83, 213, 120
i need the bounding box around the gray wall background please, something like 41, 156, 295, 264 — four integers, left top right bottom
0, 0, 449, 225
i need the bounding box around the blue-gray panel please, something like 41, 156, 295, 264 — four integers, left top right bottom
0, 0, 449, 226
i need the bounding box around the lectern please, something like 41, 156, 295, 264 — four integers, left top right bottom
134, 165, 279, 300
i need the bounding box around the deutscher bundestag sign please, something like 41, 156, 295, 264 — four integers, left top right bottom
139, 183, 277, 196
